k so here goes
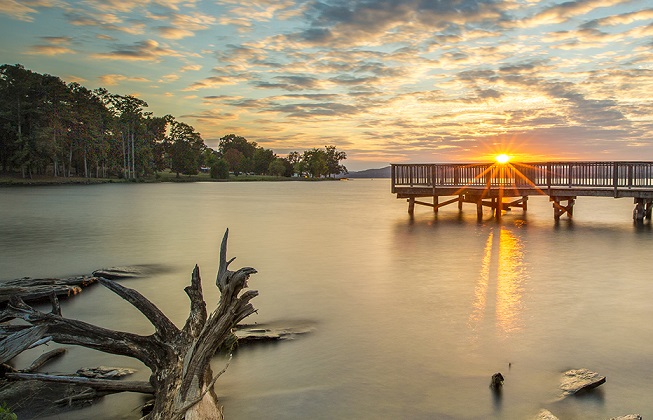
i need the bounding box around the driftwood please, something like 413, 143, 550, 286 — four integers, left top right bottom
0, 229, 259, 420
0, 276, 98, 306
26, 347, 67, 372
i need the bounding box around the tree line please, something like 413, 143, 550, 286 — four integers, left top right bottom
0, 64, 347, 180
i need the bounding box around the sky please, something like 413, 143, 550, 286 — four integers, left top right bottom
1, 0, 652, 171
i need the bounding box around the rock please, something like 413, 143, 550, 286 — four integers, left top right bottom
560, 368, 606, 396
490, 372, 504, 389
536, 409, 559, 420
609, 416, 642, 420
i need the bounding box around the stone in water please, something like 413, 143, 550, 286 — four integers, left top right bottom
560, 368, 606, 396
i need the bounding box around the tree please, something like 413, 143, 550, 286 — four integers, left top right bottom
168, 120, 205, 177
268, 158, 286, 177
107, 94, 148, 179
324, 145, 347, 177
217, 134, 256, 160
210, 159, 229, 179
302, 148, 328, 178
252, 147, 275, 175
222, 148, 244, 174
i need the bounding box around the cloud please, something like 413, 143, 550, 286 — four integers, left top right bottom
180, 64, 202, 72
98, 74, 151, 86
156, 27, 194, 39
0, 0, 38, 21
524, 0, 634, 27
253, 75, 322, 91
25, 36, 75, 55
66, 12, 147, 35
182, 75, 249, 91
25, 45, 75, 55
288, 0, 509, 47
582, 8, 653, 29
158, 73, 180, 82
91, 39, 184, 62
0, 0, 59, 21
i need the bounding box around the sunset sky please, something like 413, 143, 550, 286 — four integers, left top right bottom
1, 0, 652, 171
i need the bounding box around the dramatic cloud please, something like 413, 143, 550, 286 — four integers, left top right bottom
4, 0, 653, 168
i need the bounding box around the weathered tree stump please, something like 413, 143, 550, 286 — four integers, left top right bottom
0, 229, 259, 420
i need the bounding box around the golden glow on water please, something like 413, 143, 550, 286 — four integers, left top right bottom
470, 231, 493, 325
469, 227, 526, 336
496, 228, 525, 334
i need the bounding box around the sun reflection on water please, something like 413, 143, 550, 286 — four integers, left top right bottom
469, 227, 526, 336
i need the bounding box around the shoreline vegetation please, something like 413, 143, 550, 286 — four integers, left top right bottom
1, 64, 348, 182
0, 171, 345, 187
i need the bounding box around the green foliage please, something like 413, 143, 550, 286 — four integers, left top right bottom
0, 64, 207, 179
0, 65, 349, 182
168, 120, 204, 176
218, 134, 256, 159
253, 147, 276, 174
211, 159, 230, 179
268, 158, 286, 177
0, 402, 17, 420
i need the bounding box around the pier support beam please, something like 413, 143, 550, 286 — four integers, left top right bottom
433, 196, 438, 213
633, 198, 652, 221
551, 196, 575, 220
407, 197, 415, 216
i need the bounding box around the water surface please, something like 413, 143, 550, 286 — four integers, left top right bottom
1, 181, 651, 419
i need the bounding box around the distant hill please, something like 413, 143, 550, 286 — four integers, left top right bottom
341, 166, 391, 178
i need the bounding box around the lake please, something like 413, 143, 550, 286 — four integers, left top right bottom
1, 181, 652, 419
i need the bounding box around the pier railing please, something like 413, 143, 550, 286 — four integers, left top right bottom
391, 162, 653, 191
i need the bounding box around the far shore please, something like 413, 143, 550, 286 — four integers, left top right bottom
0, 172, 348, 186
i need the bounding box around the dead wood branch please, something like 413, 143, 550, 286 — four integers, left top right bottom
5, 372, 154, 393
25, 348, 67, 372
0, 229, 259, 420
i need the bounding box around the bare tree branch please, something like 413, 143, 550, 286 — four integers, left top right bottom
98, 278, 180, 341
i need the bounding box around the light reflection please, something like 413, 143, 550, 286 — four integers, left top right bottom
469, 227, 526, 336
496, 228, 525, 334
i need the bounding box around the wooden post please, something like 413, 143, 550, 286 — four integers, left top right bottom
522, 196, 528, 211
646, 200, 652, 220
408, 197, 415, 215
458, 195, 463, 210
433, 196, 439, 213
477, 199, 483, 219
633, 198, 645, 220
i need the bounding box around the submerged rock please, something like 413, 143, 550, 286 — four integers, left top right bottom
560, 368, 606, 396
490, 372, 504, 389
609, 415, 642, 420
536, 409, 559, 420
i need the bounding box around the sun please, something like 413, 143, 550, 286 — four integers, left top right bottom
495, 154, 511, 164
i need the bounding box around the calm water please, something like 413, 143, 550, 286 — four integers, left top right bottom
1, 181, 652, 419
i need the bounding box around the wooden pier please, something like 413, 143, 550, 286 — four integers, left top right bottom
391, 162, 653, 221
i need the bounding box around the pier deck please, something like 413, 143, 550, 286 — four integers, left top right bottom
391, 162, 653, 220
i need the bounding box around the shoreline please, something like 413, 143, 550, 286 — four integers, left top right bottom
0, 174, 346, 187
